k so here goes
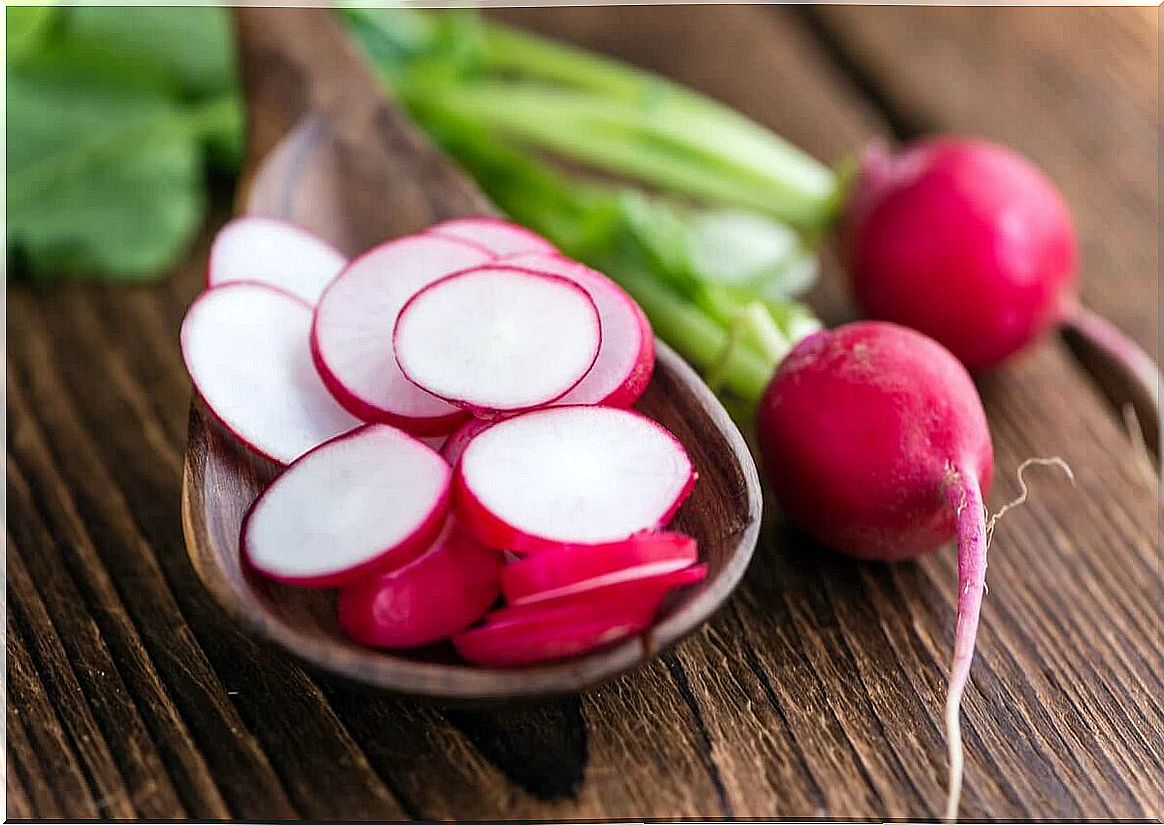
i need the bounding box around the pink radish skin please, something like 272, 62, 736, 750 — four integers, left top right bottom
181, 282, 360, 465
501, 532, 698, 606
207, 216, 347, 305
440, 418, 493, 467
485, 563, 708, 625
426, 216, 558, 257
241, 425, 451, 588
393, 266, 602, 415
453, 603, 652, 668
454, 406, 696, 553
337, 522, 503, 649
756, 321, 992, 820
311, 235, 491, 435
503, 253, 655, 408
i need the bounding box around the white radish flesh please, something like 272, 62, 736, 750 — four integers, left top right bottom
311, 235, 490, 434
504, 253, 654, 407
455, 406, 696, 552
207, 216, 347, 304
394, 267, 602, 414
337, 521, 502, 649
501, 532, 698, 605
181, 282, 360, 465
427, 216, 558, 257
242, 425, 451, 588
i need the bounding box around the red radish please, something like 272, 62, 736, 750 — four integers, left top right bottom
455, 406, 695, 552
180, 282, 360, 465
845, 136, 1159, 411
485, 563, 707, 625
756, 320, 992, 820
440, 418, 492, 467
453, 601, 652, 667
418, 435, 448, 453
337, 521, 502, 649
311, 235, 491, 435
241, 425, 451, 588
207, 216, 347, 305
394, 266, 602, 414
501, 532, 698, 605
426, 215, 558, 257
503, 253, 655, 407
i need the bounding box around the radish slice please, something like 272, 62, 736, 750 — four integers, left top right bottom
501, 532, 699, 605
207, 216, 347, 305
486, 563, 708, 625
181, 282, 361, 465
440, 418, 492, 467
394, 267, 602, 415
454, 406, 696, 552
453, 603, 651, 667
419, 435, 448, 452
241, 425, 451, 588
311, 235, 490, 435
504, 253, 654, 407
427, 216, 558, 257
337, 521, 503, 649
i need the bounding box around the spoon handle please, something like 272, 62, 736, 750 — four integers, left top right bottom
231, 7, 492, 249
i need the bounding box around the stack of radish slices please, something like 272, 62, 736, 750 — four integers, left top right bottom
183, 216, 707, 667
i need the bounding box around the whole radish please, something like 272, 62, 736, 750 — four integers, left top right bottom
844, 137, 1159, 415
757, 321, 993, 820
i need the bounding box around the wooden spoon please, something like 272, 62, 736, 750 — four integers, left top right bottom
181, 7, 761, 700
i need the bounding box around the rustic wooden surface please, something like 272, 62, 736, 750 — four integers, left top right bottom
6, 5, 1160, 820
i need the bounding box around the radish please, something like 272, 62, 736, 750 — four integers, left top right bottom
501, 532, 698, 605
393, 266, 602, 414
757, 320, 993, 820
503, 253, 655, 407
207, 216, 347, 305
337, 521, 503, 649
453, 601, 653, 667
485, 564, 708, 625
311, 235, 490, 435
440, 418, 492, 467
426, 215, 558, 257
455, 406, 695, 553
845, 137, 1159, 409
241, 425, 451, 588
180, 282, 360, 465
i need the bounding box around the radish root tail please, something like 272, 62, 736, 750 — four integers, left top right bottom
943, 456, 1074, 823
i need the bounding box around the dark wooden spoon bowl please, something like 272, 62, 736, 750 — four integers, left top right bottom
181, 7, 761, 700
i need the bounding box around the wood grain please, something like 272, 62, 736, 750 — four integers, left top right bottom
6, 5, 1161, 819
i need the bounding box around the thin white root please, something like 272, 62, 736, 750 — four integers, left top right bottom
944, 699, 964, 823
1121, 403, 1159, 487
985, 457, 1075, 547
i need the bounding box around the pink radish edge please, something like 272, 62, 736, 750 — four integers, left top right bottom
454, 406, 696, 554
425, 215, 559, 258
502, 252, 655, 408
181, 281, 361, 466
453, 608, 652, 668
240, 424, 451, 588
392, 266, 603, 416
440, 418, 493, 467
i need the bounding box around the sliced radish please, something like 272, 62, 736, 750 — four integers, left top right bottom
454, 406, 696, 552
418, 435, 447, 452
241, 425, 451, 588
487, 563, 708, 625
501, 532, 699, 606
453, 602, 651, 668
394, 267, 602, 415
207, 216, 347, 304
440, 418, 492, 467
337, 521, 502, 649
311, 235, 491, 435
427, 216, 558, 257
503, 253, 654, 407
181, 282, 361, 465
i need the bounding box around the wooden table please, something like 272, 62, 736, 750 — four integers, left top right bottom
6, 6, 1160, 819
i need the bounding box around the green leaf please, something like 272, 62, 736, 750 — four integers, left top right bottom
6, 6, 60, 65
63, 6, 235, 96
7, 66, 205, 281
688, 210, 818, 298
